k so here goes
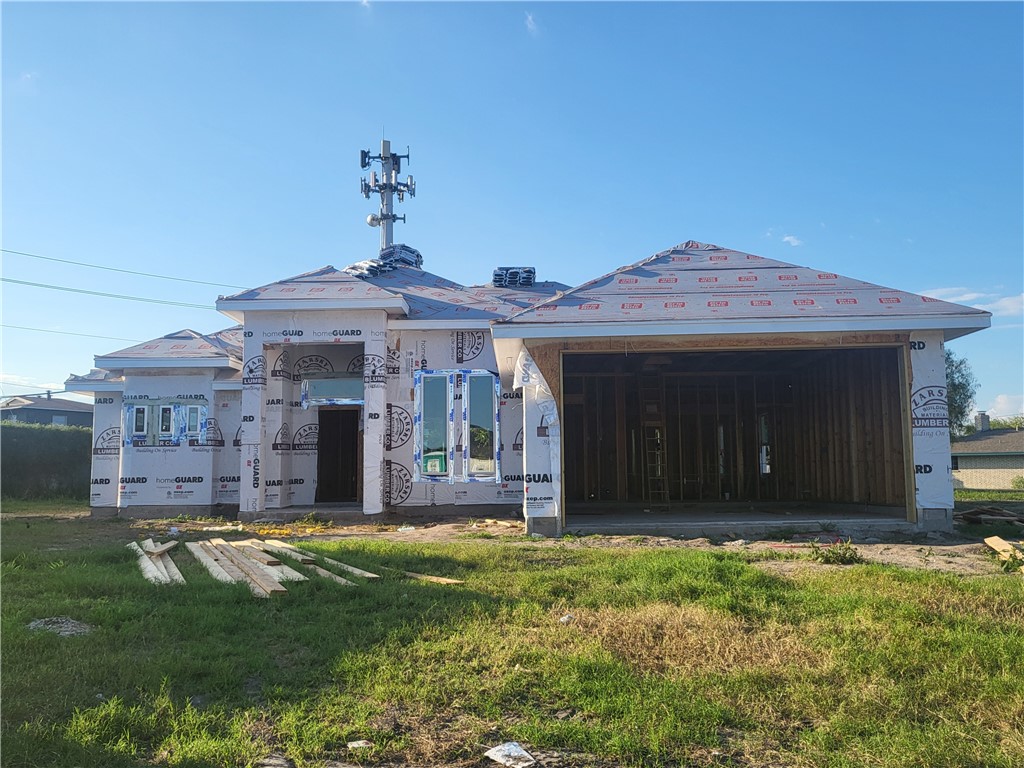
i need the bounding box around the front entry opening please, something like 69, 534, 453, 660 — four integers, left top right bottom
316, 407, 361, 503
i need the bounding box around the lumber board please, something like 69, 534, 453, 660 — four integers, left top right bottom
142, 540, 178, 556
160, 553, 186, 584
984, 536, 1024, 564
264, 539, 380, 578
402, 570, 464, 585
210, 539, 287, 595
148, 546, 171, 582
248, 540, 317, 564
308, 564, 355, 586
228, 546, 306, 583
127, 541, 170, 584
185, 541, 235, 583
231, 542, 282, 565
198, 541, 252, 587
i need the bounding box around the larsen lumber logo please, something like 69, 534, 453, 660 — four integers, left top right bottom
349, 354, 387, 388
385, 460, 412, 505
271, 348, 292, 379
293, 424, 319, 451
294, 355, 334, 381
386, 405, 412, 450
243, 355, 267, 386
911, 386, 949, 429
273, 423, 292, 451
454, 331, 485, 363
93, 427, 121, 455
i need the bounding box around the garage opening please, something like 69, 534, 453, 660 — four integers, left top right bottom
316, 407, 362, 503
562, 347, 907, 514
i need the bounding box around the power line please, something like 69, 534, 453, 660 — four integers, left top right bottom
1, 248, 247, 289
1, 278, 215, 310
1, 324, 143, 343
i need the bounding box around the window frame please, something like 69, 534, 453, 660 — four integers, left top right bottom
158, 405, 175, 436
412, 369, 500, 484
131, 406, 148, 436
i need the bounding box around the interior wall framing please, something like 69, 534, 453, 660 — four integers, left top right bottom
524, 332, 914, 521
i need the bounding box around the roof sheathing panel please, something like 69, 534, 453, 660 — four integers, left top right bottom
359, 265, 552, 321
498, 241, 991, 326
96, 329, 241, 363
218, 266, 404, 304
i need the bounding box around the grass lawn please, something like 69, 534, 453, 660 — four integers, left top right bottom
2, 512, 1023, 767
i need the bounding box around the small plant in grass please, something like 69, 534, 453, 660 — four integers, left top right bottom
998, 550, 1024, 573
808, 538, 864, 565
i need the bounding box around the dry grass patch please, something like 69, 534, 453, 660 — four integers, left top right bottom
562, 602, 828, 676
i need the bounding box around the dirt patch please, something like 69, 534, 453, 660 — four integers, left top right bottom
564, 603, 828, 676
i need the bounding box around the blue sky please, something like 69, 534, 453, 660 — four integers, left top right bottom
3, 1, 1022, 417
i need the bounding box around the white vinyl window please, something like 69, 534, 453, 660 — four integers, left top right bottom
132, 406, 148, 435
159, 405, 174, 436
186, 405, 202, 434
413, 370, 500, 483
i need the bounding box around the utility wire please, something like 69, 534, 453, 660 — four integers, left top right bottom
1, 278, 215, 310
1, 324, 143, 343
1, 248, 247, 289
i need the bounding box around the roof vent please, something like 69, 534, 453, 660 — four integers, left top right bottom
493, 266, 536, 288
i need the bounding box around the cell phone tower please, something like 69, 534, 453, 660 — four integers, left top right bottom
360, 140, 416, 252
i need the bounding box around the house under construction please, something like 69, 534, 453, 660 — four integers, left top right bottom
67, 141, 990, 535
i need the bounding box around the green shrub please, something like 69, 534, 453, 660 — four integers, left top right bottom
1011, 475, 1024, 491
0, 422, 91, 500
809, 538, 865, 565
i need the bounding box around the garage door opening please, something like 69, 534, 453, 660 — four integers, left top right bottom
562, 347, 907, 515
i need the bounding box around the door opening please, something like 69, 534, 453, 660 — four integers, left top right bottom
316, 408, 361, 503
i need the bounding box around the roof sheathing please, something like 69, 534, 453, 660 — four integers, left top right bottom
95, 328, 242, 367
494, 241, 991, 334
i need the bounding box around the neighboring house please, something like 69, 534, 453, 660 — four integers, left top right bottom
951, 425, 1024, 490
63, 142, 992, 534
0, 395, 93, 427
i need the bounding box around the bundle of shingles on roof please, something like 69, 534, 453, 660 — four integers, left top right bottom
127, 538, 463, 597
954, 506, 1024, 526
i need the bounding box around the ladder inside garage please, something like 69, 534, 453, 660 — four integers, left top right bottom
639, 374, 669, 502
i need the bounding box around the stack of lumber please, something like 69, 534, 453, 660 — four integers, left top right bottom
983, 536, 1024, 574
127, 539, 185, 585
184, 538, 309, 597
130, 536, 465, 596
955, 506, 1024, 526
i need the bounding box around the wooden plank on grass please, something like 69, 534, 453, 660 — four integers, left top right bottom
230, 542, 282, 565
209, 539, 287, 595
161, 553, 186, 584
984, 536, 1024, 573
263, 540, 380, 579
199, 541, 251, 585
142, 541, 179, 556
127, 542, 170, 584
308, 564, 356, 586
248, 540, 317, 564
185, 541, 235, 583
402, 570, 464, 585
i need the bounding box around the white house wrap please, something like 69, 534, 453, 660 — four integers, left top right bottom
68, 240, 988, 534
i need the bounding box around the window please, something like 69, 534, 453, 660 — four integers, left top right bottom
159, 405, 174, 435
414, 370, 500, 482
300, 374, 364, 407
186, 405, 200, 434
132, 406, 147, 435
951, 456, 959, 471
52, 415, 67, 426
419, 373, 451, 478
467, 373, 498, 477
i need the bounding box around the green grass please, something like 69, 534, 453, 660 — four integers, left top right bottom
955, 489, 1024, 502
2, 516, 1023, 767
